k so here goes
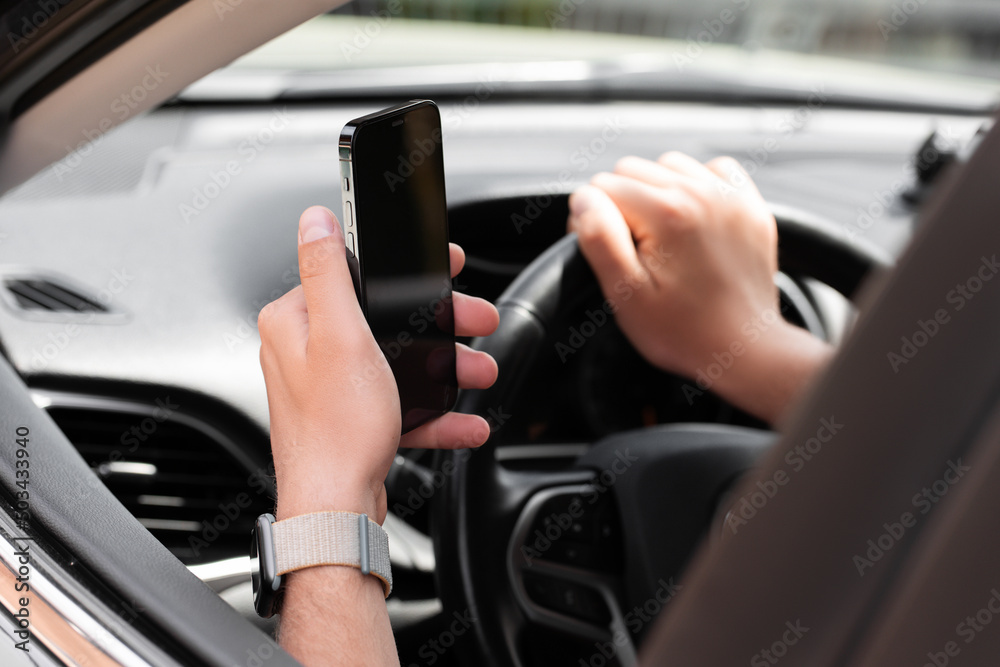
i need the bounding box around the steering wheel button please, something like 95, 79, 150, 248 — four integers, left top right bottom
523, 573, 611, 626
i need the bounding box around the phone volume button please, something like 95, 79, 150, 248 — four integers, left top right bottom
345, 200, 354, 228
347, 232, 356, 254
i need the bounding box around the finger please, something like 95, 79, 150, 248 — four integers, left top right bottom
398, 411, 492, 450
614, 155, 694, 191
657, 150, 718, 180
568, 185, 644, 296
450, 243, 466, 278
705, 156, 763, 197
257, 285, 307, 340
297, 206, 365, 339
257, 286, 309, 361
455, 343, 498, 390
588, 172, 692, 245
453, 292, 499, 338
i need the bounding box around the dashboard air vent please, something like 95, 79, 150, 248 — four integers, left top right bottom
3, 278, 108, 314
44, 401, 273, 565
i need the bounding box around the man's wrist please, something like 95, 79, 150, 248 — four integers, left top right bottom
712, 321, 833, 425
275, 473, 380, 522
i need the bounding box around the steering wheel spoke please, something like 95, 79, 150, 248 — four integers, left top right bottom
506, 482, 638, 664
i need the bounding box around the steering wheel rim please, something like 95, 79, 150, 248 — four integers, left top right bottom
431, 200, 891, 667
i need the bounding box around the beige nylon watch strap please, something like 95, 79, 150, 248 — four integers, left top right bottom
272, 511, 392, 597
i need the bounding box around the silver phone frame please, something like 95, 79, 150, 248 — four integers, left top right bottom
338, 99, 438, 313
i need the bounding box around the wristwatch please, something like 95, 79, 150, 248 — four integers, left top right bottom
250, 511, 393, 618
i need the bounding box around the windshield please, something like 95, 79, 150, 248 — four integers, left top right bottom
224, 0, 999, 77
187, 0, 1000, 111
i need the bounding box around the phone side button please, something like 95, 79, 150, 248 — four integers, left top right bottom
345, 200, 354, 228
346, 232, 356, 254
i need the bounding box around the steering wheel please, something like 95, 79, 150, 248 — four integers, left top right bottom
432, 199, 891, 666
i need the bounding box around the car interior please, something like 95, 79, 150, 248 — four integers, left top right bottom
0, 0, 998, 665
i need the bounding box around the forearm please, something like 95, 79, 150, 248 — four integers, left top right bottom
273, 454, 399, 667
713, 321, 834, 426
279, 567, 400, 667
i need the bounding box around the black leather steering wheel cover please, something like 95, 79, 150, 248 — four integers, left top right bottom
432, 202, 890, 666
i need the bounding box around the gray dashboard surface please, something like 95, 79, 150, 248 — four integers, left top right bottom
0, 100, 984, 441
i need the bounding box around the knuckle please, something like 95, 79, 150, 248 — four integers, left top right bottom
660, 197, 702, 234
574, 211, 607, 246
613, 155, 641, 174
257, 299, 286, 340
655, 193, 693, 220
709, 155, 740, 169
256, 303, 275, 334
657, 150, 685, 166
708, 156, 746, 180
589, 172, 611, 189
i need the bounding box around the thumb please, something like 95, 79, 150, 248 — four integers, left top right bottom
297, 206, 364, 337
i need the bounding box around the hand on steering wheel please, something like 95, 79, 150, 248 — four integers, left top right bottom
569, 152, 833, 424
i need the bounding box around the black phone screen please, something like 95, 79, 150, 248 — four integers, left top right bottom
349, 102, 457, 433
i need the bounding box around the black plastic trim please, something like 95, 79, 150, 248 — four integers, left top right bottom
0, 356, 300, 666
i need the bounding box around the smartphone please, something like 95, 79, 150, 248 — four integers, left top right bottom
339, 100, 458, 433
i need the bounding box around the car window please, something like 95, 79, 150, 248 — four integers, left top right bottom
224, 0, 999, 81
